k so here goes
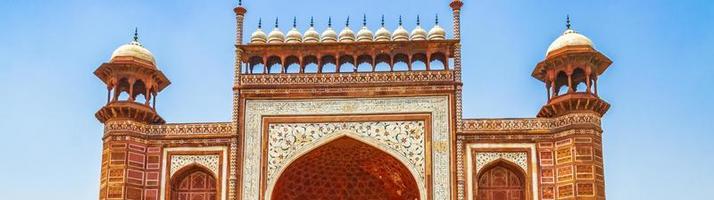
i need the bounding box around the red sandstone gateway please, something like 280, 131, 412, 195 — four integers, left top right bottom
94, 1, 611, 200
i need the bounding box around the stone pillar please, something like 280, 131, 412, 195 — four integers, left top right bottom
231, 4, 247, 200
450, 0, 465, 132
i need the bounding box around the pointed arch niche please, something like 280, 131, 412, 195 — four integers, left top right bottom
160, 147, 228, 200
465, 144, 539, 200
271, 136, 420, 200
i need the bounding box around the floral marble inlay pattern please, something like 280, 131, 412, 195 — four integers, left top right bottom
242, 96, 451, 200
170, 155, 220, 177
267, 121, 426, 183
475, 152, 528, 174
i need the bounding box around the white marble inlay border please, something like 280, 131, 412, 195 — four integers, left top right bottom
170, 155, 220, 177
474, 152, 528, 174
465, 143, 539, 200
242, 96, 452, 200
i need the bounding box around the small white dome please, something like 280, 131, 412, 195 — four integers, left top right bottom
546, 29, 594, 56
374, 26, 391, 41
267, 27, 285, 43
356, 26, 373, 42
321, 27, 338, 42
111, 40, 156, 66
339, 26, 355, 42
410, 25, 427, 41
303, 27, 320, 43
428, 24, 446, 40
250, 28, 267, 44
392, 25, 409, 41
285, 27, 302, 43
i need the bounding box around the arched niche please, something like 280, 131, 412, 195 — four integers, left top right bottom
270, 136, 421, 200
169, 164, 218, 200
475, 159, 527, 200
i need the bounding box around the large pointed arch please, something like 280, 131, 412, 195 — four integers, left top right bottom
265, 131, 427, 200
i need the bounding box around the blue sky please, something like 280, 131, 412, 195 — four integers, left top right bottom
0, 0, 712, 199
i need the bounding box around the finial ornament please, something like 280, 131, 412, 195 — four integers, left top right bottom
346, 16, 350, 26
292, 17, 297, 28
363, 14, 367, 26
310, 16, 314, 27
566, 15, 571, 29
238, 0, 242, 6
133, 27, 139, 42
258, 18, 262, 28
399, 15, 403, 26
381, 15, 385, 27
435, 14, 439, 25
328, 17, 332, 27
274, 17, 279, 28
417, 15, 421, 26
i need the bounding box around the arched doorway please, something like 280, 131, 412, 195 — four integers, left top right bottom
476, 160, 526, 200
271, 137, 420, 200
170, 166, 218, 200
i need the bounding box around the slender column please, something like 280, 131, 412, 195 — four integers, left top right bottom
106, 87, 111, 104
231, 4, 247, 200
546, 84, 551, 101
567, 73, 574, 93
128, 79, 135, 101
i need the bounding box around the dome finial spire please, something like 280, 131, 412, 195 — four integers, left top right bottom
363, 14, 367, 26
435, 14, 439, 25
381, 15, 385, 27
292, 16, 297, 28
238, 0, 242, 6
566, 15, 571, 29
274, 17, 279, 28
417, 15, 421, 26
258, 18, 262, 28
133, 27, 139, 42
310, 16, 314, 27
399, 15, 403, 26
346, 16, 350, 26
328, 16, 332, 27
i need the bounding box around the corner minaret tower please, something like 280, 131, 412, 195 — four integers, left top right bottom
94, 29, 170, 124
533, 16, 612, 118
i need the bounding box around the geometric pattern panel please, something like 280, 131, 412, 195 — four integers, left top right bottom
475, 152, 528, 174
267, 121, 425, 184
243, 96, 451, 200
271, 137, 420, 200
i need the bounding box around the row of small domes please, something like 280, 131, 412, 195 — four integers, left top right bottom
250, 16, 446, 44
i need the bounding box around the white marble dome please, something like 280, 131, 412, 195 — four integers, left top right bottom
427, 24, 446, 40
110, 40, 156, 66
356, 26, 373, 42
546, 28, 594, 56
392, 25, 409, 41
250, 28, 267, 44
321, 27, 338, 42
303, 26, 320, 43
267, 27, 285, 43
410, 25, 427, 41
338, 26, 356, 42
374, 26, 391, 41
285, 27, 302, 43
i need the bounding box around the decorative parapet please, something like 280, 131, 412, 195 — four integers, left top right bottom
104, 120, 235, 137
239, 70, 454, 87
460, 113, 601, 133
